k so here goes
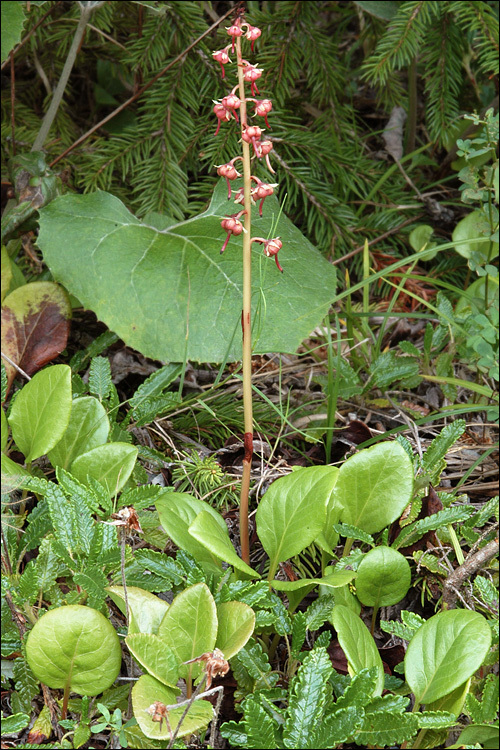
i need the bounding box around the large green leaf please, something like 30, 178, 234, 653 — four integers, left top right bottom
8, 364, 72, 462
157, 583, 218, 682
47, 396, 109, 470
188, 510, 259, 578
216, 601, 255, 660
354, 546, 411, 608
37, 181, 337, 363
331, 605, 384, 696
256, 466, 339, 578
334, 441, 413, 534
25, 605, 121, 696
125, 633, 179, 687
70, 442, 138, 496
132, 674, 212, 740
404, 610, 492, 705
155, 492, 225, 571
1, 1, 26, 63
105, 586, 169, 635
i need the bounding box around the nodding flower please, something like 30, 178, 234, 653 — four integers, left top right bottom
250, 176, 278, 215
253, 99, 273, 128
241, 125, 263, 158
220, 210, 247, 254
240, 60, 263, 96
244, 24, 262, 52
225, 21, 243, 53
215, 157, 243, 199
213, 102, 232, 136
251, 236, 283, 272
256, 139, 275, 174
212, 47, 231, 78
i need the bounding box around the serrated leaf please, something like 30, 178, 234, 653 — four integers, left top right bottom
130, 364, 182, 408
313, 705, 363, 748
415, 710, 457, 728
119, 484, 164, 511
392, 506, 474, 549
305, 595, 335, 631
73, 568, 108, 607
290, 612, 307, 659
355, 711, 419, 745
334, 668, 379, 710
232, 639, 278, 691
45, 483, 76, 551
1, 712, 30, 734
283, 647, 333, 749
134, 548, 184, 585
333, 522, 374, 545
12, 657, 39, 714
38, 183, 337, 363
423, 421, 466, 479
88, 357, 112, 400
244, 696, 279, 749
1, 1, 26, 63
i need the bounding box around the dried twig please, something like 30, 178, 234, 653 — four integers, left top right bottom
442, 537, 499, 610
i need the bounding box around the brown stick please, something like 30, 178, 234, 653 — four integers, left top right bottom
442, 537, 499, 610
332, 214, 424, 266
49, 7, 234, 168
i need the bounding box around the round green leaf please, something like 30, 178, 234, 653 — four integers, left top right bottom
48, 396, 109, 469
334, 441, 414, 534
70, 442, 138, 496
332, 605, 384, 696
8, 364, 72, 462
25, 605, 121, 695
256, 466, 339, 574
452, 210, 499, 262
157, 583, 218, 680
37, 183, 337, 363
132, 674, 212, 740
405, 610, 492, 705
215, 601, 255, 660
355, 546, 411, 607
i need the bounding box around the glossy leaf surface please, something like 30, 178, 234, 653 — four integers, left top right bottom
48, 396, 109, 469
25, 605, 121, 695
405, 609, 492, 705
188, 510, 259, 577
106, 586, 169, 635
332, 605, 384, 696
334, 441, 413, 534
355, 546, 411, 607
8, 364, 72, 462
256, 466, 339, 575
70, 442, 138, 496
126, 633, 179, 687
215, 601, 255, 659
132, 674, 212, 740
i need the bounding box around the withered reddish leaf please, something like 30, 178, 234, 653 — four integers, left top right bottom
1, 281, 71, 393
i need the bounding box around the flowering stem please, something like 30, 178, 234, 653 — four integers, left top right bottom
236, 33, 252, 566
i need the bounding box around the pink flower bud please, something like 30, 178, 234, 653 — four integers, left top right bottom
212, 48, 231, 78
242, 63, 263, 96
213, 102, 231, 136
220, 213, 245, 254
256, 140, 275, 173
242, 125, 262, 142
246, 25, 262, 48
226, 23, 243, 53
251, 236, 283, 272
254, 99, 273, 128
216, 161, 242, 198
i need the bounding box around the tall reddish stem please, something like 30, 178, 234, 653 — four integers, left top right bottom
236, 33, 252, 566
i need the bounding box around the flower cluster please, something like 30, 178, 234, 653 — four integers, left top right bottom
212, 15, 283, 272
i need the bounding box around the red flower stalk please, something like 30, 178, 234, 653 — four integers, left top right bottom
256, 139, 276, 173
